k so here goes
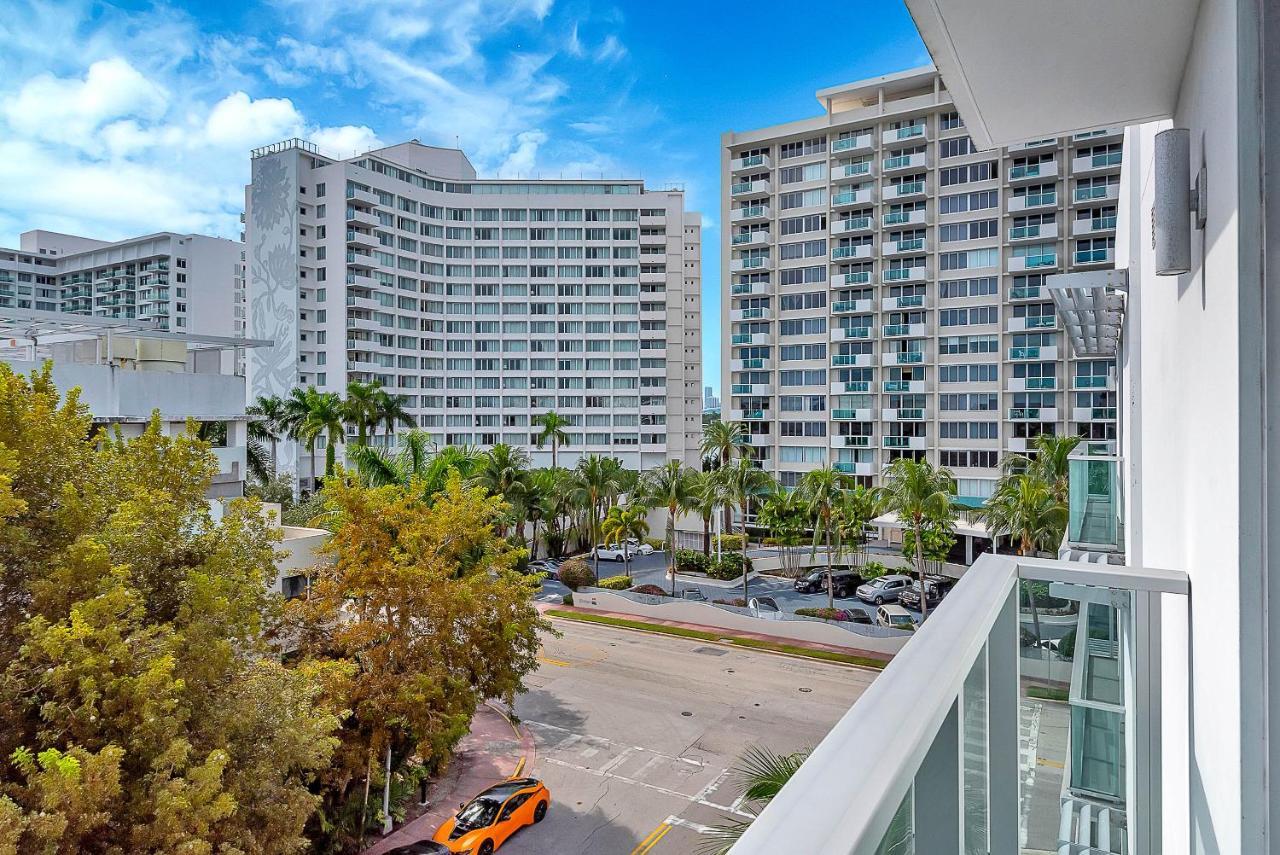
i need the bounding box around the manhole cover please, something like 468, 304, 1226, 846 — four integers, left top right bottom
798, 687, 813, 693
691, 646, 728, 656
725, 668, 735, 673
681, 711, 693, 717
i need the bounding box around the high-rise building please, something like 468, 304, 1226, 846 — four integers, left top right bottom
721, 67, 1120, 503
246, 139, 702, 487
704, 385, 720, 411
0, 230, 244, 337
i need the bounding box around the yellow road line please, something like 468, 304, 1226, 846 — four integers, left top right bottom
630, 820, 672, 855
537, 656, 571, 667
1037, 757, 1065, 769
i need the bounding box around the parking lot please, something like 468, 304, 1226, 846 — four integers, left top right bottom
501, 617, 875, 854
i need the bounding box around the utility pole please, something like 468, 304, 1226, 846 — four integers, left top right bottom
382, 745, 393, 834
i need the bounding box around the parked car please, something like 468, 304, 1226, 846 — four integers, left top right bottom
625, 537, 655, 555
682, 589, 707, 601
898, 575, 957, 610
876, 604, 916, 630
793, 567, 863, 598
432, 777, 550, 854
845, 608, 873, 625
525, 560, 550, 576
593, 544, 627, 562
386, 842, 451, 855
856, 574, 911, 605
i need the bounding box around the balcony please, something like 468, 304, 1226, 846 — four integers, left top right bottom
831, 325, 873, 341
1073, 374, 1115, 390
883, 267, 928, 284
882, 435, 927, 450
883, 379, 926, 393
731, 256, 772, 273
881, 407, 927, 421
832, 380, 871, 394
1007, 315, 1057, 332
882, 323, 928, 338
730, 307, 772, 322
883, 208, 929, 227
731, 358, 771, 371
729, 409, 769, 421
1008, 192, 1057, 212
882, 238, 926, 256
1007, 160, 1058, 182
345, 228, 379, 248
832, 298, 874, 314
831, 162, 873, 182
1008, 253, 1059, 273
730, 332, 771, 346
1009, 345, 1059, 360
1073, 406, 1118, 421
731, 153, 771, 173
731, 205, 771, 223
832, 188, 875, 207
834, 460, 875, 476
883, 152, 928, 172
833, 271, 873, 286
345, 207, 379, 227
730, 281, 769, 297
731, 230, 770, 247
731, 552, 1187, 855
831, 434, 872, 448
887, 181, 926, 200
889, 351, 924, 365
832, 408, 873, 421
831, 134, 873, 153
882, 125, 927, 145
1008, 406, 1058, 420
832, 353, 875, 367
1009, 285, 1042, 300
831, 216, 873, 235
730, 383, 772, 396
731, 179, 771, 198
882, 294, 924, 311
1007, 376, 1057, 391
1074, 248, 1115, 266
1072, 215, 1118, 235
1008, 222, 1058, 241
1068, 455, 1123, 550
1072, 150, 1124, 175
1074, 183, 1121, 203
831, 244, 873, 261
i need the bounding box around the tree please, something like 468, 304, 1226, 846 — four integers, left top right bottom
981, 472, 1068, 642
717, 458, 775, 602
601, 503, 650, 578
880, 458, 957, 619
571, 455, 627, 583
639, 461, 697, 595
0, 364, 346, 854
533, 411, 571, 469
700, 745, 810, 855
689, 471, 723, 556
756, 486, 809, 577
285, 474, 549, 851
349, 432, 482, 498
371, 388, 416, 444
283, 386, 345, 488
470, 444, 531, 537
248, 393, 286, 476
835, 484, 881, 568
798, 467, 851, 610
1002, 433, 1081, 503
700, 419, 746, 535
343, 380, 382, 446
524, 468, 558, 559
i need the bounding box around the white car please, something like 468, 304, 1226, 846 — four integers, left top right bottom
625, 538, 655, 555
594, 544, 627, 561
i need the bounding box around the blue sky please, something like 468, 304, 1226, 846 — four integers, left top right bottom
0, 0, 930, 394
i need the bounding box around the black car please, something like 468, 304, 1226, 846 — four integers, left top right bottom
844, 608, 873, 625
385, 843, 450, 855
898, 575, 957, 610
793, 567, 863, 598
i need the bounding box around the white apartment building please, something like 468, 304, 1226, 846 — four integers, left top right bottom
732, 0, 1275, 853
0, 230, 244, 338
245, 139, 702, 486
721, 69, 1121, 503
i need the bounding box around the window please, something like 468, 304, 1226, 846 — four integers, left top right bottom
779, 137, 827, 159
779, 214, 827, 236
940, 220, 999, 242
940, 306, 999, 326
780, 291, 827, 311
940, 450, 1000, 468
940, 162, 997, 185
939, 277, 999, 298
939, 364, 999, 383
780, 266, 826, 286
939, 190, 999, 214
779, 162, 826, 184
940, 248, 999, 270
938, 335, 999, 355
940, 111, 965, 130
939, 137, 976, 158
779, 317, 827, 335
779, 188, 827, 210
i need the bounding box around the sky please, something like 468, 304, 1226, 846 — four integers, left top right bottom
0, 0, 931, 396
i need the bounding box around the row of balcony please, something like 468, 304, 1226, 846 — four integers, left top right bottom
735, 213, 1113, 250
726, 375, 1114, 394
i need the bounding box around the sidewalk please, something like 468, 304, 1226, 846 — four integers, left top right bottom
542, 602, 893, 664
362, 702, 534, 855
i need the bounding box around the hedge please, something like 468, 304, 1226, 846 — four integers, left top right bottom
674, 549, 708, 574
796, 607, 856, 622
711, 533, 746, 551
706, 551, 749, 580
557, 558, 595, 591
597, 575, 633, 590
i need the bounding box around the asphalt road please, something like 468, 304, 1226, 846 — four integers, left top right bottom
500, 617, 875, 854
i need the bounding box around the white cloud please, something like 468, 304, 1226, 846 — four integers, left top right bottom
310, 125, 383, 158
569, 121, 610, 135
498, 130, 547, 177
595, 34, 627, 63
204, 91, 304, 148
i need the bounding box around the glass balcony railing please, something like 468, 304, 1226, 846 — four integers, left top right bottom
837, 271, 872, 285
882, 436, 910, 448
832, 191, 863, 206
737, 358, 765, 369
883, 324, 910, 337
837, 216, 872, 232
1009, 163, 1043, 178
883, 211, 911, 225
1008, 407, 1041, 419
883, 380, 913, 392
1075, 185, 1112, 201
731, 232, 758, 244
1010, 346, 1041, 359
894, 352, 923, 364
738, 205, 767, 217
739, 307, 767, 319
895, 238, 925, 252
895, 408, 924, 420
1075, 248, 1113, 264
883, 155, 912, 169
730, 283, 757, 294
840, 381, 870, 393
840, 435, 870, 447
894, 125, 924, 140
1088, 215, 1118, 231
1010, 286, 1041, 299
839, 327, 871, 339
832, 409, 860, 420
1091, 151, 1123, 167
741, 410, 765, 420
1076, 375, 1109, 388
1009, 224, 1042, 239
893, 181, 925, 196
731, 333, 753, 345
1023, 253, 1058, 268
885, 268, 921, 281
1026, 315, 1056, 328
1025, 377, 1056, 389
832, 301, 863, 313
834, 163, 871, 177
739, 154, 764, 168
1021, 192, 1057, 206
731, 384, 753, 395
893, 294, 924, 308
831, 246, 864, 259
1069, 455, 1123, 550
832, 136, 869, 152
737, 257, 767, 269
832, 355, 863, 366
731, 182, 754, 194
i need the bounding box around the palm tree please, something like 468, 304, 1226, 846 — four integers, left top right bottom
471, 444, 531, 536
524, 468, 558, 559
699, 746, 811, 855
281, 387, 325, 490
756, 486, 809, 577
836, 484, 881, 569
639, 460, 698, 596
343, 380, 382, 446
700, 419, 747, 535
533, 411, 572, 469
718, 458, 776, 602
601, 503, 650, 578
572, 454, 627, 583
305, 390, 346, 479
879, 458, 957, 619
798, 466, 851, 610
689, 471, 723, 556
981, 473, 1068, 641
348, 432, 482, 498
372, 388, 416, 445
247, 394, 285, 476
1005, 433, 1082, 503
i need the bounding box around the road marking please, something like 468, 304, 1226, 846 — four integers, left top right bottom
630, 821, 672, 854
537, 656, 571, 667
539, 757, 753, 817
1037, 757, 1064, 769
665, 814, 717, 834
598, 746, 639, 774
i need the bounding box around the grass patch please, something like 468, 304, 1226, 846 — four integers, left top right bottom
1025, 685, 1070, 702
545, 609, 886, 670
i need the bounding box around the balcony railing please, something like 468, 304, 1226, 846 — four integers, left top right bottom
1068, 455, 1123, 550
730, 552, 1189, 855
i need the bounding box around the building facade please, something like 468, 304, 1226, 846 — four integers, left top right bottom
0, 230, 243, 338
721, 67, 1121, 501
245, 139, 702, 485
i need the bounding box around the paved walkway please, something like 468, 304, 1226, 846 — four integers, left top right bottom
362, 702, 535, 855
541, 603, 893, 664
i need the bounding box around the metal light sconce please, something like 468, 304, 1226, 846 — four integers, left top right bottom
1153, 128, 1208, 276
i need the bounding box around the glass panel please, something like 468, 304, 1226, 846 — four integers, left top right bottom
962, 650, 989, 853
1067, 456, 1123, 549
875, 784, 915, 855
1070, 705, 1125, 800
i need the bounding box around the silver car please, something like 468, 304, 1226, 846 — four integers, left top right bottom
855, 574, 912, 605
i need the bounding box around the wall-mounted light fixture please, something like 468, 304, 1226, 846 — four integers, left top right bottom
1153, 128, 1208, 276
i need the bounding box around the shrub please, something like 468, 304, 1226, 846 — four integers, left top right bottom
562, 593, 574, 606
644, 537, 666, 551
674, 548, 709, 574
630, 584, 668, 596
712, 533, 746, 551
796, 607, 853, 622
861, 560, 889, 580
558, 558, 595, 591
712, 598, 748, 607
597, 574, 632, 590
706, 551, 749, 581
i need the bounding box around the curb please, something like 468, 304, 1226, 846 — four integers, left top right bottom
484, 700, 536, 780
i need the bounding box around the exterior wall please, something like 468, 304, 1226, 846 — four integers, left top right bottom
721, 69, 1121, 498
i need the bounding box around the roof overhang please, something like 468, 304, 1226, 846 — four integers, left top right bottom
0, 307, 273, 351
904, 0, 1201, 148
1047, 268, 1128, 357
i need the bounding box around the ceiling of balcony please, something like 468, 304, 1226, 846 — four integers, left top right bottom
904, 0, 1202, 149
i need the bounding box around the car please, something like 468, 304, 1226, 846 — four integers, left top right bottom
593, 544, 627, 562
845, 608, 873, 625
855, 574, 912, 605
793, 567, 864, 598
432, 777, 550, 855
625, 537, 655, 555
898, 575, 957, 610
876, 604, 917, 630
386, 843, 451, 855
682, 589, 707, 601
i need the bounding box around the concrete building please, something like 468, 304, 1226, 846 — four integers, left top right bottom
0, 308, 267, 498
245, 139, 702, 487
704, 385, 720, 411
721, 68, 1121, 502
0, 230, 244, 338
731, 0, 1275, 853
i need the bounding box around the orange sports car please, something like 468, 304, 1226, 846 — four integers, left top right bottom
430, 777, 550, 855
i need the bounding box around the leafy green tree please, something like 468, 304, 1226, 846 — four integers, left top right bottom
601, 503, 650, 578
343, 380, 382, 446
689, 470, 724, 556
639, 461, 697, 595
248, 393, 286, 479
700, 419, 746, 534
470, 444, 531, 536
1002, 433, 1081, 503
756, 486, 810, 577
571, 455, 627, 582
981, 472, 1068, 641
836, 484, 881, 568
880, 458, 957, 619
371, 388, 416, 443
700, 745, 810, 855
533, 411, 571, 469
798, 466, 851, 609
716, 458, 776, 601
283, 386, 345, 487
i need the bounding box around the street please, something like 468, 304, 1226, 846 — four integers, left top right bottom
500, 616, 875, 854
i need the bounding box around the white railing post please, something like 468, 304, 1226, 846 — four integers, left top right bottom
987, 585, 1021, 853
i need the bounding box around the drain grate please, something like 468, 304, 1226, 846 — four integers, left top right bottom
691, 646, 728, 656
